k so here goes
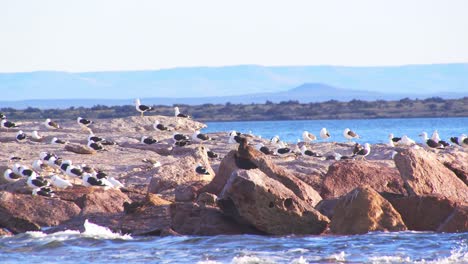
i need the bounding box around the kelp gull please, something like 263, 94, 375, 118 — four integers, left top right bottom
44, 118, 61, 130
320, 128, 331, 140
343, 128, 359, 142
134, 99, 153, 117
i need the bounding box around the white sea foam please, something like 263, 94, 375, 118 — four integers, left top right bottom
196, 261, 222, 264
291, 256, 308, 264
231, 255, 275, 264
327, 251, 347, 261
24, 219, 132, 241
414, 247, 468, 264
369, 255, 412, 263
82, 219, 132, 240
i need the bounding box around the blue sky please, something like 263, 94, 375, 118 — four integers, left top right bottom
1, 0, 468, 72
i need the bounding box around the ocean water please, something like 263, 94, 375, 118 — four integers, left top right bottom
0, 220, 466, 263
203, 117, 468, 144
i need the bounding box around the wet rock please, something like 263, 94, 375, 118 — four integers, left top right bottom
387, 194, 467, 232
0, 191, 81, 234
119, 194, 173, 236
437, 205, 468, 233
315, 198, 339, 219
330, 186, 407, 235
219, 169, 329, 235
321, 160, 405, 199
170, 202, 260, 235
394, 148, 468, 202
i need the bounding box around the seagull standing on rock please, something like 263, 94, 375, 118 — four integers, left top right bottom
134, 99, 153, 117
77, 117, 93, 131
302, 131, 317, 145
419, 132, 444, 149
174, 107, 190, 118
192, 130, 212, 144
343, 128, 360, 142
320, 128, 331, 141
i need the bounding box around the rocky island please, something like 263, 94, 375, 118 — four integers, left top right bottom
0, 115, 466, 237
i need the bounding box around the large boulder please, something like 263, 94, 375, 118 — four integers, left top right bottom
170, 202, 261, 235
394, 148, 468, 202
119, 194, 173, 236
437, 205, 468, 233
330, 186, 407, 235
199, 150, 238, 195
439, 149, 468, 185
0, 191, 81, 234
219, 169, 329, 235
388, 194, 467, 232
147, 147, 214, 201
321, 160, 405, 199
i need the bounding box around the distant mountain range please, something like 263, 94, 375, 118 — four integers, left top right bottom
0, 63, 467, 108
1, 82, 466, 109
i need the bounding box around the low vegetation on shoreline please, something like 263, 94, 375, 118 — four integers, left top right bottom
2, 97, 467, 122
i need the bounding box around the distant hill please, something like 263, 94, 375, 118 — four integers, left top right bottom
0, 82, 466, 109
1, 63, 468, 102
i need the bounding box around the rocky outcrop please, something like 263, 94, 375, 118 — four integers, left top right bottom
388, 194, 467, 232
0, 191, 81, 234
219, 169, 329, 235
321, 160, 405, 199
119, 194, 173, 236
199, 150, 238, 195
147, 147, 214, 201
394, 148, 468, 202
439, 150, 468, 185
330, 186, 407, 235
170, 202, 260, 235
236, 137, 322, 205
437, 205, 468, 233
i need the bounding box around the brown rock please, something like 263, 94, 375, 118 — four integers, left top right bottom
234, 137, 323, 206
394, 148, 468, 202
330, 186, 407, 235
443, 161, 468, 186
199, 150, 237, 195
78, 189, 131, 216
219, 169, 329, 235
0, 228, 13, 236
321, 160, 406, 199
0, 191, 81, 234
170, 202, 260, 235
64, 143, 97, 154
315, 198, 339, 219
119, 202, 172, 236
437, 205, 468, 233
147, 147, 214, 201
388, 195, 466, 231
197, 192, 218, 207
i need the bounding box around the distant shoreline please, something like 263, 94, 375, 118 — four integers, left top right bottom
1, 97, 467, 122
